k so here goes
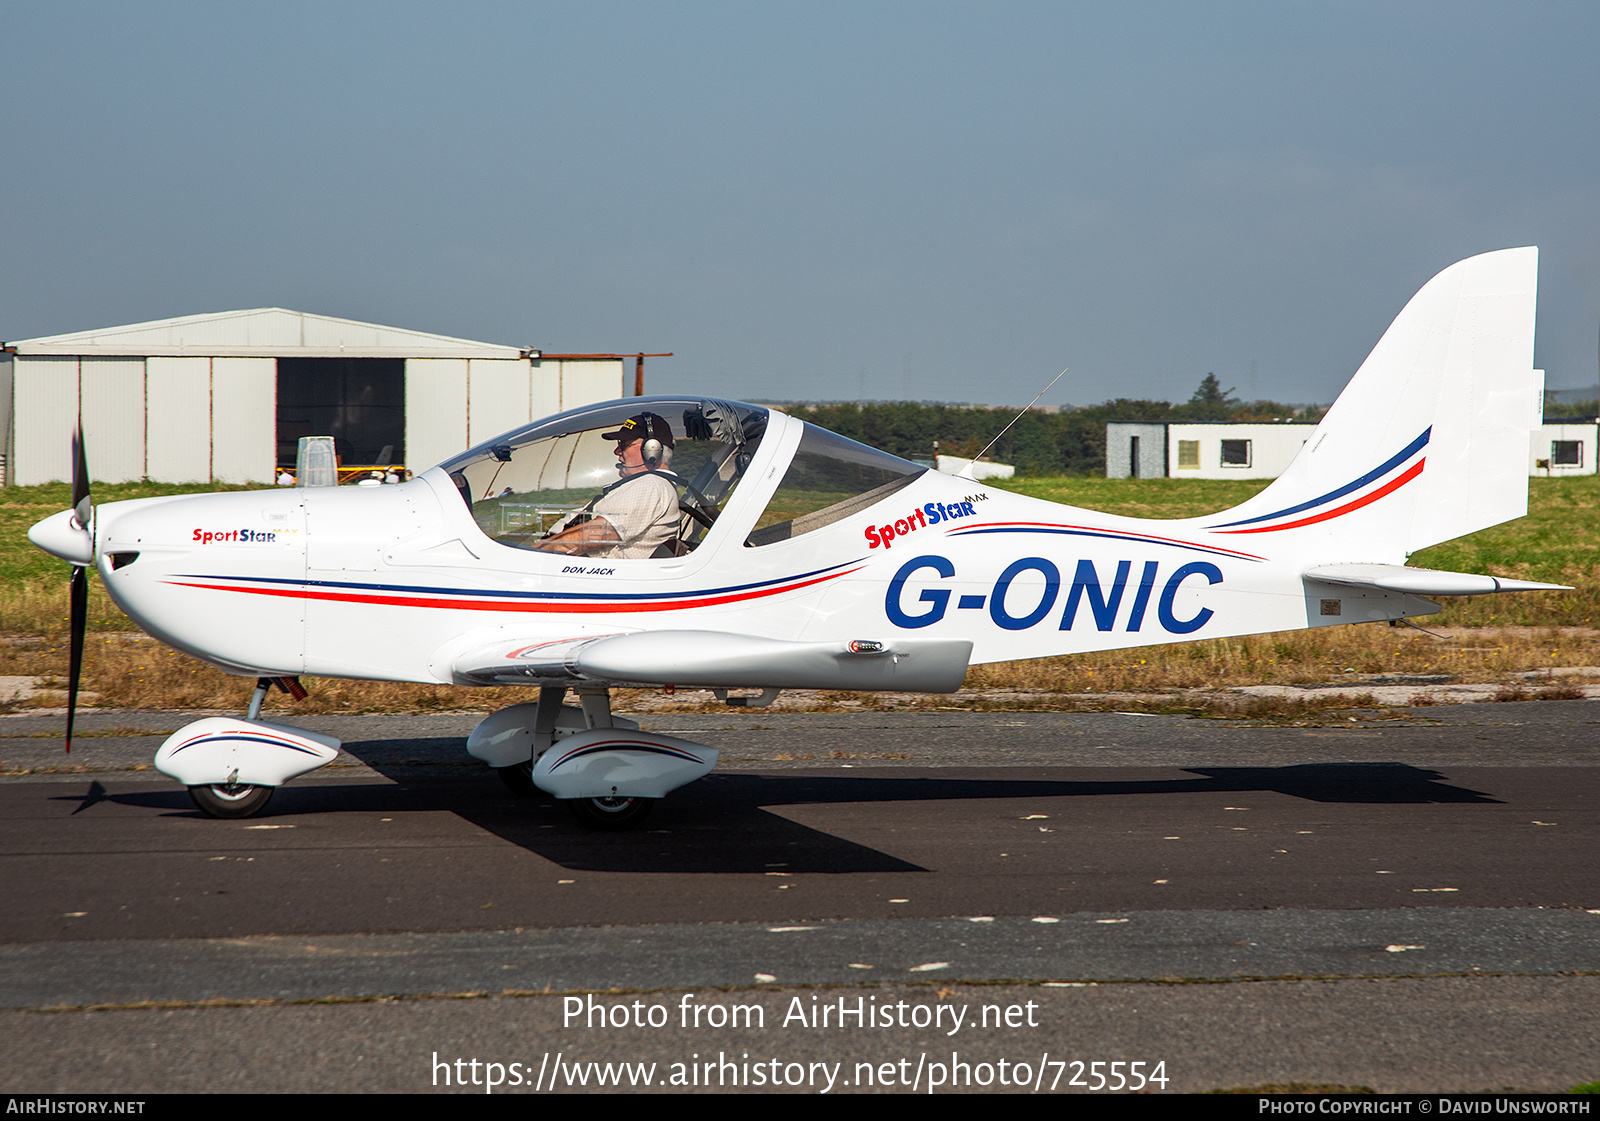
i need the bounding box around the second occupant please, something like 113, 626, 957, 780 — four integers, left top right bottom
540, 413, 681, 558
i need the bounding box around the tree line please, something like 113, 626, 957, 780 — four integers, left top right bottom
775, 374, 1327, 476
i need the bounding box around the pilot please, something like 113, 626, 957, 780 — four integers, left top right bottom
540, 413, 682, 559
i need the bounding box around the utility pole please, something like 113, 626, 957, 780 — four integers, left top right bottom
629, 353, 673, 395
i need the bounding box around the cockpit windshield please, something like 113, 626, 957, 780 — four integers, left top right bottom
439, 398, 768, 559
745, 424, 926, 547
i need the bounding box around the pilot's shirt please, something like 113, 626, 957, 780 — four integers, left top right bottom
579, 470, 680, 559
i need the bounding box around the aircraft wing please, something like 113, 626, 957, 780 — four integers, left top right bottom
1303, 564, 1571, 596
448, 632, 631, 686
450, 630, 972, 692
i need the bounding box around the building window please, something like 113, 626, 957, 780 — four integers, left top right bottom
1552, 440, 1582, 467
1177, 440, 1200, 469
1220, 439, 1252, 467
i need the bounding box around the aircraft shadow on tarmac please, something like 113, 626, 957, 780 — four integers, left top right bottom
95, 739, 1503, 875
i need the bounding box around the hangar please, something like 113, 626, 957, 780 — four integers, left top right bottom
0, 308, 651, 487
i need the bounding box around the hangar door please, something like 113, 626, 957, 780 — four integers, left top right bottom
276, 358, 405, 469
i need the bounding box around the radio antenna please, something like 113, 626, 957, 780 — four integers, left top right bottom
956, 366, 1069, 478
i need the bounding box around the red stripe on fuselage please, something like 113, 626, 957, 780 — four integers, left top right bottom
1213, 459, 1425, 534
163, 567, 864, 614
951, 521, 1267, 561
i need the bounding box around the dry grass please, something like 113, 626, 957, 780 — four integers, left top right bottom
3, 622, 1597, 717
963, 624, 1600, 694
0, 578, 130, 635
1, 635, 527, 715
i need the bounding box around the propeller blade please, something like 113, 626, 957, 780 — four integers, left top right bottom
66, 423, 92, 754
66, 564, 87, 754
71, 424, 92, 530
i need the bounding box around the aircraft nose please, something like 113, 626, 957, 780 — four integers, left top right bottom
29, 509, 94, 565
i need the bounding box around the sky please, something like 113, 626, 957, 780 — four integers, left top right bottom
2, 2, 1598, 407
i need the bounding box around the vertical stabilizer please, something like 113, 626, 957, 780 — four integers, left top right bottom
1204, 248, 1539, 560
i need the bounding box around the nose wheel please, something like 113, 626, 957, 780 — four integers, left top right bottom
566, 796, 654, 830
188, 783, 274, 819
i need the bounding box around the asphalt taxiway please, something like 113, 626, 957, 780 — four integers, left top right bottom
3, 703, 1598, 1092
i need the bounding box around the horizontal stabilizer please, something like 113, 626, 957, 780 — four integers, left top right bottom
1304, 564, 1570, 596
574, 630, 973, 692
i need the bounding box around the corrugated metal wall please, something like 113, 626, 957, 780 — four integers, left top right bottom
12, 357, 79, 486
146, 357, 212, 483
551, 359, 625, 412
530, 359, 562, 420
8, 352, 629, 485
402, 357, 626, 475
403, 358, 470, 474
211, 358, 275, 483
9, 355, 277, 486
467, 358, 532, 447
81, 357, 146, 482
0, 358, 11, 486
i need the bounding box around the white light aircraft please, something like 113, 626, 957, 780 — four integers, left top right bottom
29, 247, 1566, 826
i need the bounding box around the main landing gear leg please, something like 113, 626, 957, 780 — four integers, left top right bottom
496, 685, 565, 797
575, 683, 614, 729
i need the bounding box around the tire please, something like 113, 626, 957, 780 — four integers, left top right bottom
188, 783, 274, 819
566, 796, 654, 830
497, 760, 539, 798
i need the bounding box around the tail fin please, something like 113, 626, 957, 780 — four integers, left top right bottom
1203, 247, 1540, 560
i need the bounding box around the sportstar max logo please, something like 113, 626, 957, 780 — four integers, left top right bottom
192, 528, 282, 545
865, 497, 986, 549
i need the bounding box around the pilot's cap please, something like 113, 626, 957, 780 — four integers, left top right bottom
602, 412, 675, 448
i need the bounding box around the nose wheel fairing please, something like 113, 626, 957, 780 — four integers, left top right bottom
154, 718, 341, 789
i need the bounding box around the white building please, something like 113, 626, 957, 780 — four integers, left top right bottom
1165, 422, 1317, 480
1108, 419, 1596, 480
1105, 421, 1316, 479
1529, 423, 1598, 477
934, 454, 1014, 480
1104, 422, 1168, 478
0, 309, 642, 487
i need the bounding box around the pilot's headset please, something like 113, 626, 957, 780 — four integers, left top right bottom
640, 435, 664, 469
637, 413, 672, 469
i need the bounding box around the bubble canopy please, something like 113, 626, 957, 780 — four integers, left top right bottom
438, 397, 769, 555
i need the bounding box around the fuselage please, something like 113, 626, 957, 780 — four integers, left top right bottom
82, 407, 1432, 686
